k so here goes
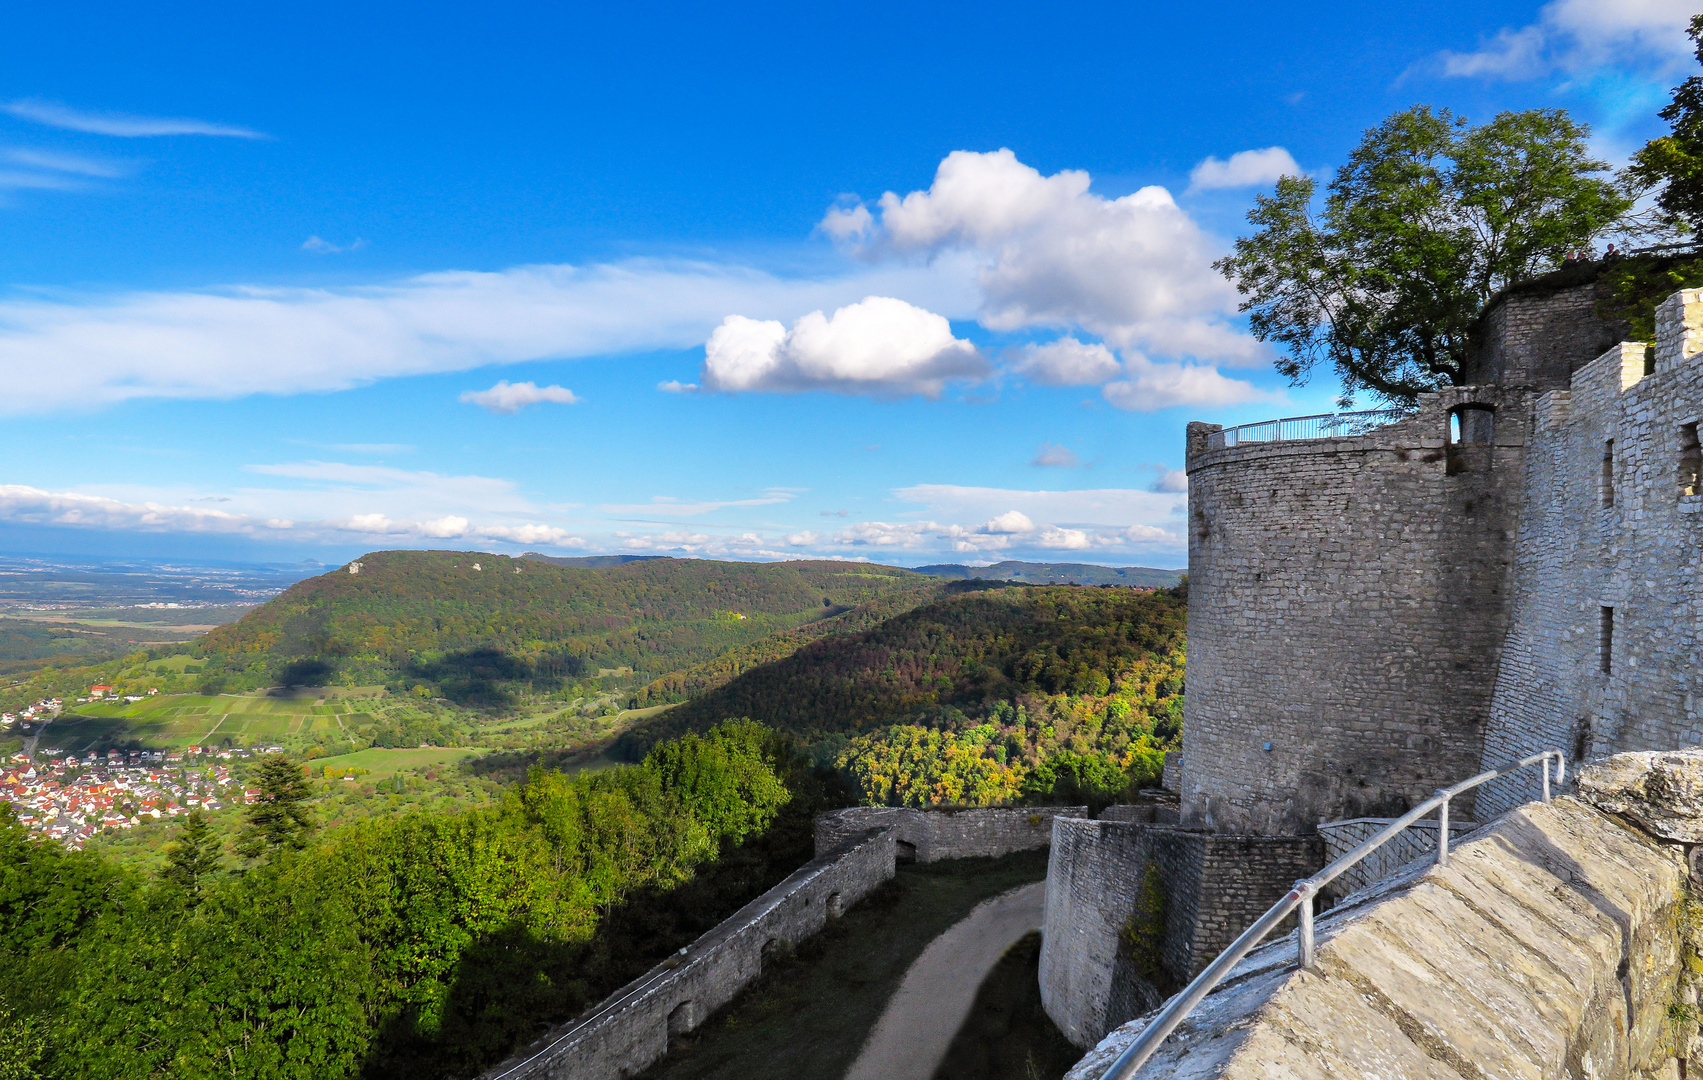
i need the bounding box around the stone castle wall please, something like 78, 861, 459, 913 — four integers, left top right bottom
1464, 278, 1631, 390
1039, 814, 1321, 1048
1179, 386, 1528, 834
1478, 290, 1703, 814
812, 805, 1082, 862
480, 828, 897, 1080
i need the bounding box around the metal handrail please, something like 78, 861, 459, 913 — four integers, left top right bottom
1097, 749, 1566, 1080
1206, 408, 1412, 450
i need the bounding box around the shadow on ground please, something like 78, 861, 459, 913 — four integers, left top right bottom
933, 932, 1079, 1080
641, 848, 1069, 1080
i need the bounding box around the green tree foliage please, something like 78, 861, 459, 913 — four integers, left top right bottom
237, 755, 316, 859
190, 553, 940, 701
1217, 105, 1629, 405
159, 810, 222, 905
10, 720, 804, 1079
628, 585, 1185, 752
1629, 15, 1703, 236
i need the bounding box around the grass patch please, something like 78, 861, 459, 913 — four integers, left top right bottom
642, 848, 1052, 1080
307, 746, 485, 778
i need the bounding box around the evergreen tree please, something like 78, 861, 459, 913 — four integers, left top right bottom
237, 756, 314, 859
160, 810, 222, 903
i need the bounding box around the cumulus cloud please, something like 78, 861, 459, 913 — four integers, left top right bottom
1432, 0, 1696, 79
1033, 442, 1080, 468
0, 258, 979, 415
1010, 337, 1121, 386
657, 379, 700, 394
1101, 355, 1277, 412
3, 99, 268, 139
819, 203, 873, 241
829, 149, 1266, 366
459, 380, 581, 413
1187, 147, 1301, 192
700, 296, 985, 397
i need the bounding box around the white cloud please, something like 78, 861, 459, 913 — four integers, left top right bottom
3, 149, 126, 178
1011, 337, 1121, 386
1433, 0, 1696, 79
302, 236, 366, 254
657, 379, 700, 393
982, 510, 1035, 534
1033, 442, 1080, 468
0, 483, 584, 548
459, 380, 581, 414
1150, 467, 1189, 493
1187, 147, 1301, 192
833, 148, 1266, 366
600, 490, 798, 516
3, 99, 268, 139
700, 296, 985, 397
819, 203, 874, 241
1101, 355, 1277, 412
0, 257, 979, 415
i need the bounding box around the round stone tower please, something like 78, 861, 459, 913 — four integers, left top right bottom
1177, 387, 1529, 834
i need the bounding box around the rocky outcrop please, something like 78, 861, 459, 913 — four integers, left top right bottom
1067, 752, 1703, 1080
1577, 749, 1703, 842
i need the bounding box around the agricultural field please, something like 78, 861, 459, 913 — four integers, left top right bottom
306, 746, 484, 779
39, 688, 390, 755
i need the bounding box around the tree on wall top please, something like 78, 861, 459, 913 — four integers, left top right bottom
1216, 106, 1629, 407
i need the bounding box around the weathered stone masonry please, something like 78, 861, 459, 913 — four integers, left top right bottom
1179, 386, 1530, 834
1039, 814, 1321, 1048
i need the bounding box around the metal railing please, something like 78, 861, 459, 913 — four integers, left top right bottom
1097, 749, 1566, 1080
1206, 408, 1412, 450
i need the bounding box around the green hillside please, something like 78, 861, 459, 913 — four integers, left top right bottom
191, 551, 942, 701
617, 584, 1186, 808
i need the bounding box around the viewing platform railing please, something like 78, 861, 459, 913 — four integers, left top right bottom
1206, 408, 1412, 450
1096, 749, 1567, 1080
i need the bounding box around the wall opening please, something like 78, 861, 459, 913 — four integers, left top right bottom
1682, 423, 1702, 497
825, 891, 843, 918
895, 840, 918, 865
1446, 405, 1496, 475
1600, 607, 1614, 676
1601, 439, 1615, 508
667, 1000, 695, 1042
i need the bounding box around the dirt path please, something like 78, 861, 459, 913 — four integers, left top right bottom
843, 881, 1046, 1080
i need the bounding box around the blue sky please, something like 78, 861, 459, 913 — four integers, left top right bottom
0, 0, 1692, 569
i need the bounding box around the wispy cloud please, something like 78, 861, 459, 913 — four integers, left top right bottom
459, 380, 580, 414
3, 99, 268, 139
3, 148, 126, 178
1428, 0, 1695, 80
600, 490, 800, 517
0, 258, 976, 415
302, 236, 367, 254
1032, 442, 1080, 468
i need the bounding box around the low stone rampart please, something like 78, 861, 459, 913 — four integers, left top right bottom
1067, 751, 1703, 1080
812, 805, 1084, 862
1040, 816, 1322, 1049
480, 827, 896, 1080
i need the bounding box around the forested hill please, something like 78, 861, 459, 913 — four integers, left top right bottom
618, 584, 1186, 756
196, 551, 943, 696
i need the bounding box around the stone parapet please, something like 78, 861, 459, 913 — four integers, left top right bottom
812, 805, 1083, 863
1067, 785, 1689, 1080
480, 827, 896, 1080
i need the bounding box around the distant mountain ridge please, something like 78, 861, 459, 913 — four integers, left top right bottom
910, 560, 1181, 588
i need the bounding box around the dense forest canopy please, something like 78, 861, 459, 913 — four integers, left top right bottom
622, 584, 1188, 809
0, 721, 829, 1080
181, 551, 942, 701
